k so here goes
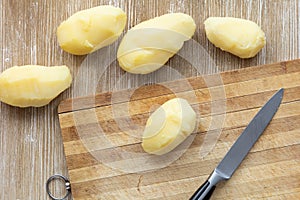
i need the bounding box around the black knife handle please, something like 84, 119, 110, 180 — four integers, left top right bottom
190, 170, 228, 200
189, 180, 216, 200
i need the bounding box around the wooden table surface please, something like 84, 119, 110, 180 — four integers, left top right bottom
0, 0, 299, 199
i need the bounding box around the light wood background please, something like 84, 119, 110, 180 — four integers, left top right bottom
0, 0, 299, 199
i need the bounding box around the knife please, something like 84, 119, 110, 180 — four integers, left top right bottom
190, 88, 284, 200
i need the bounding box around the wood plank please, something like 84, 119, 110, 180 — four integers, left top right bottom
58, 59, 300, 113
69, 144, 300, 185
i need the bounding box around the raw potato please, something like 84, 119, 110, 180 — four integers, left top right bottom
204, 17, 266, 58
142, 98, 196, 155
117, 13, 196, 74
0, 65, 72, 107
57, 5, 127, 55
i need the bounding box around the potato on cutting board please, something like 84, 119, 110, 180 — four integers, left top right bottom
142, 98, 196, 155
117, 13, 196, 74
204, 17, 266, 58
0, 65, 72, 107
57, 5, 127, 55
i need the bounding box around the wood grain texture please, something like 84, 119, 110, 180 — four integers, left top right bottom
0, 0, 299, 199
58, 60, 300, 199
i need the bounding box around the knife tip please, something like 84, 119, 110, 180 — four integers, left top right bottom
278, 88, 284, 96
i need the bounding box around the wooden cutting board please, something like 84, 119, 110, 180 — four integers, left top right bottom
58, 59, 300, 200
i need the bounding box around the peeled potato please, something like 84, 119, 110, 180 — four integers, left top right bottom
117, 13, 196, 74
204, 17, 266, 58
142, 98, 196, 155
57, 5, 127, 55
0, 65, 72, 107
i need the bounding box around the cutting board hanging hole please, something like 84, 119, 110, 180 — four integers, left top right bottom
46, 174, 71, 200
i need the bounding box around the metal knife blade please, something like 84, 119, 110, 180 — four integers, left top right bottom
190, 88, 284, 200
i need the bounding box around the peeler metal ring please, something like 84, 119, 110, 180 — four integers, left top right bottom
46, 174, 71, 200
